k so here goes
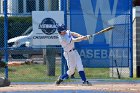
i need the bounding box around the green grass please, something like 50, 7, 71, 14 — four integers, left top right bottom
8, 64, 61, 82
7, 64, 110, 82
1, 64, 139, 82
72, 68, 110, 79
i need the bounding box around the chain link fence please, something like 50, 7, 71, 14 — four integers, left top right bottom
69, 0, 132, 79
0, 0, 133, 83
0, 0, 63, 82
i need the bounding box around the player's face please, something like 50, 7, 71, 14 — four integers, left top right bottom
60, 30, 66, 35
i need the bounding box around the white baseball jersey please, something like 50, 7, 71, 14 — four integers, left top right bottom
58, 30, 84, 76
58, 30, 74, 52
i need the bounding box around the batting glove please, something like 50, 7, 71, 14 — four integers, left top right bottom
86, 35, 92, 40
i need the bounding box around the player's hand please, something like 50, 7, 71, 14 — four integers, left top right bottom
86, 35, 92, 40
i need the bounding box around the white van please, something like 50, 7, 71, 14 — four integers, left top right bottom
8, 26, 33, 48
8, 26, 41, 59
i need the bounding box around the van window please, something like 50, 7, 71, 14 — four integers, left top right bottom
22, 26, 33, 36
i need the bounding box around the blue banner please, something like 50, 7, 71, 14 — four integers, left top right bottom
76, 44, 109, 68
70, 0, 131, 67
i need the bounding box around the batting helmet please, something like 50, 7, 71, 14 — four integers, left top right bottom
57, 24, 67, 33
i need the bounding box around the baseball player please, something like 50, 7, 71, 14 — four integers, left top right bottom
55, 24, 92, 86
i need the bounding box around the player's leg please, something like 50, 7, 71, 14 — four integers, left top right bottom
61, 52, 76, 78
75, 51, 92, 86
70, 72, 75, 79
66, 51, 76, 76
55, 53, 68, 85
55, 52, 68, 85
55, 52, 76, 85
65, 61, 75, 79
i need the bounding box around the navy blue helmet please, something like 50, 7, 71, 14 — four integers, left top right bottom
57, 24, 67, 33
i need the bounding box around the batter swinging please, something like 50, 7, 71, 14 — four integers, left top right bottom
55, 24, 92, 86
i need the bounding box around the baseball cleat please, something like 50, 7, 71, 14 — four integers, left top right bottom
55, 79, 63, 85
82, 81, 92, 86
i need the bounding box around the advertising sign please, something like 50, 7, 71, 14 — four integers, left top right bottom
32, 11, 64, 47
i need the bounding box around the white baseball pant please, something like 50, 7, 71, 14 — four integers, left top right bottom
63, 49, 84, 76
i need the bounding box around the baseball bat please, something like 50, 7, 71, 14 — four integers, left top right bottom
114, 60, 120, 79
90, 26, 115, 37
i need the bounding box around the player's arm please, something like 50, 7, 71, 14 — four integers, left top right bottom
71, 32, 83, 37
72, 36, 89, 42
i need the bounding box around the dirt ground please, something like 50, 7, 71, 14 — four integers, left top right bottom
0, 82, 140, 93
